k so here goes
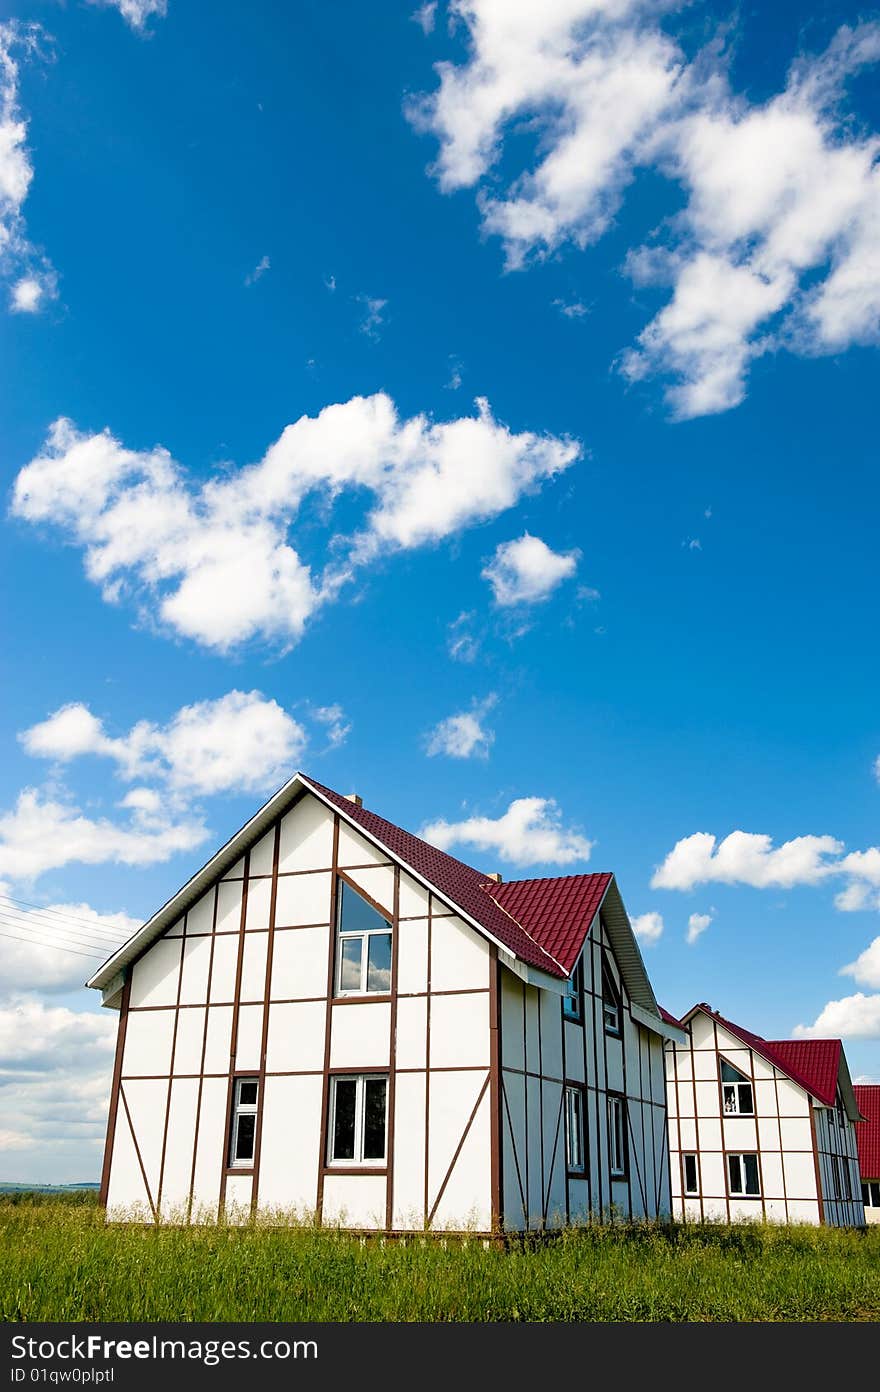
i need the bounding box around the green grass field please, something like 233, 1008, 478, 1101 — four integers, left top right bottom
2, 1192, 878, 1322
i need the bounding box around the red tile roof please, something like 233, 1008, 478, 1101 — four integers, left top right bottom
485, 873, 612, 975
685, 1004, 841, 1106
659, 1005, 684, 1029
854, 1085, 880, 1180
302, 777, 612, 981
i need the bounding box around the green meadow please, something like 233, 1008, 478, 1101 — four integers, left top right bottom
2, 1192, 878, 1322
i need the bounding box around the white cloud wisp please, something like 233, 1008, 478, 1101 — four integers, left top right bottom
421, 795, 593, 867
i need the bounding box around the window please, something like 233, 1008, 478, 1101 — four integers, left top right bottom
563, 957, 584, 1022
564, 1086, 585, 1173
863, 1181, 880, 1208
328, 1075, 387, 1165
335, 879, 392, 996
841, 1159, 852, 1202
602, 959, 621, 1035
608, 1095, 627, 1177
830, 1155, 842, 1200
228, 1077, 259, 1167
720, 1059, 754, 1115
683, 1153, 699, 1195
727, 1153, 760, 1197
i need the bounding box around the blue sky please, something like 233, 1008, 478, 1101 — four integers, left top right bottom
1, 0, 879, 1181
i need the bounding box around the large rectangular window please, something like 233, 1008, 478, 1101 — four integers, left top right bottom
683, 1153, 699, 1195
335, 879, 392, 996
608, 1094, 627, 1178
562, 958, 584, 1022
328, 1075, 388, 1165
720, 1059, 754, 1115
727, 1153, 760, 1197
228, 1077, 259, 1168
564, 1086, 585, 1174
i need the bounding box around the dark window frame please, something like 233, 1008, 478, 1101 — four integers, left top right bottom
564, 1083, 587, 1175
327, 1072, 388, 1167
607, 1092, 628, 1178
334, 877, 393, 997
562, 956, 584, 1023
228, 1075, 259, 1168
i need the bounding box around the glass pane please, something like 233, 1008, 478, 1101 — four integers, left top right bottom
738, 1084, 753, 1115
872, 1183, 880, 1207
743, 1154, 760, 1195
338, 881, 390, 935
362, 1078, 387, 1160
720, 1060, 748, 1084
238, 1080, 258, 1108
338, 937, 362, 992
332, 1080, 357, 1160
234, 1113, 256, 1162
722, 1086, 737, 1113
684, 1155, 697, 1193
728, 1155, 741, 1193
367, 934, 392, 993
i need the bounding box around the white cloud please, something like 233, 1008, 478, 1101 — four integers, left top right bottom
21, 690, 307, 798
426, 695, 497, 759
794, 992, 880, 1040
632, 911, 663, 945
89, 1, 168, 31
0, 24, 57, 317
686, 910, 712, 945
652, 830, 845, 891
312, 704, 351, 750
553, 298, 589, 319
842, 936, 880, 990
0, 900, 139, 992
244, 254, 270, 287
421, 796, 592, 867
11, 398, 578, 653
0, 994, 116, 1182
412, 3, 437, 36
447, 610, 480, 663
0, 786, 206, 885
411, 6, 880, 416
483, 532, 579, 606
356, 294, 387, 340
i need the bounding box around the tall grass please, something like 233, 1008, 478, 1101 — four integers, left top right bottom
2, 1196, 878, 1322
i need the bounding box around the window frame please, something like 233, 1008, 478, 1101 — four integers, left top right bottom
228, 1075, 259, 1169
719, 1057, 754, 1116
682, 1152, 699, 1196
607, 1093, 627, 1178
327, 1073, 389, 1168
601, 958, 621, 1037
726, 1151, 761, 1197
564, 1084, 586, 1175
334, 877, 393, 998
562, 956, 584, 1023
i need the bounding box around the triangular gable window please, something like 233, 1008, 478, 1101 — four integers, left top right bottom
602, 958, 621, 1035
335, 880, 392, 995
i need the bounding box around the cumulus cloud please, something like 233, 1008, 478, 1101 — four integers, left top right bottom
10, 398, 579, 653
88, 1, 167, 31
21, 690, 307, 798
410, 4, 880, 416
0, 786, 206, 885
686, 910, 712, 945
842, 935, 880, 990
631, 911, 663, 945
794, 992, 880, 1040
312, 704, 351, 750
426, 694, 497, 759
483, 532, 579, 606
412, 3, 437, 35
0, 898, 139, 991
0, 994, 116, 1181
421, 796, 592, 866
0, 23, 57, 316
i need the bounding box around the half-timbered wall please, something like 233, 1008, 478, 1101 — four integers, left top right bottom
103, 793, 494, 1231
499, 912, 670, 1229
666, 1012, 864, 1226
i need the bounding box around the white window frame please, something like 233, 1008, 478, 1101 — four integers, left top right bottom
228, 1076, 259, 1168
334, 879, 393, 997
602, 959, 621, 1036
562, 957, 584, 1022
682, 1152, 699, 1196
564, 1085, 586, 1174
727, 1152, 761, 1197
327, 1074, 388, 1166
719, 1059, 754, 1116
608, 1094, 627, 1178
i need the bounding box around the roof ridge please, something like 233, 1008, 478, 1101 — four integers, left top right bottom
479, 880, 567, 975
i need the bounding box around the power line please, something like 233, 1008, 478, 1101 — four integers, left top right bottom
0, 893, 134, 938
0, 914, 124, 956
0, 929, 106, 960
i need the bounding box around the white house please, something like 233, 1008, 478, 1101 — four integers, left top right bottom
854, 1085, 880, 1224
88, 772, 681, 1232
665, 1003, 865, 1226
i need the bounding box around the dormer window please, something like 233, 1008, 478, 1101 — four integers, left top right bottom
720, 1059, 754, 1115
335, 879, 392, 996
602, 959, 621, 1035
